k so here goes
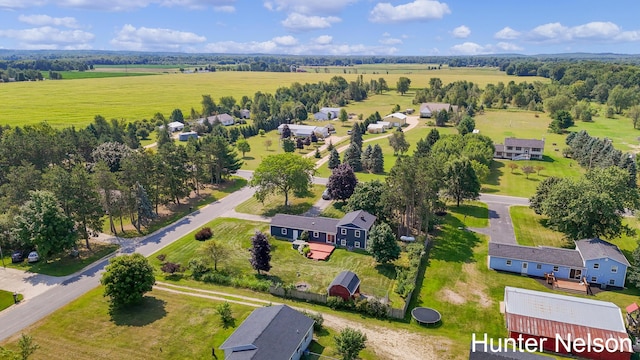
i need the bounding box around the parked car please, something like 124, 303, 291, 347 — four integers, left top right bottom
11, 250, 24, 263
27, 251, 39, 263
322, 189, 331, 200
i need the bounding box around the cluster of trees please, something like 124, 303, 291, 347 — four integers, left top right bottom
564, 130, 637, 187
413, 78, 482, 108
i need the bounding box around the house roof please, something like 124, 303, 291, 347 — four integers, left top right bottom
384, 112, 407, 120
469, 343, 550, 360
209, 113, 233, 123
271, 214, 339, 234
488, 242, 584, 268
376, 121, 391, 126
420, 102, 451, 113
328, 270, 361, 294
504, 287, 630, 351
575, 238, 630, 266
220, 305, 314, 360
320, 107, 341, 113
337, 210, 376, 231
503, 137, 545, 148
367, 123, 385, 129
167, 121, 184, 128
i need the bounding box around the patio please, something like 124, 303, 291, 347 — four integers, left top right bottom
308, 242, 335, 261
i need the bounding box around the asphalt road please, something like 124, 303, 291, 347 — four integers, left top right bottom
475, 193, 530, 244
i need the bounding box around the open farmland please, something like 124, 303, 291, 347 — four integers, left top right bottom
0, 67, 546, 128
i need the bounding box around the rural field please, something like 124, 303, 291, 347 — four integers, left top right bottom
0, 66, 546, 128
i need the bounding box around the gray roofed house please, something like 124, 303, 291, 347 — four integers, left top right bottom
488, 243, 584, 268
494, 137, 545, 160
328, 270, 361, 300
209, 113, 235, 126
419, 102, 452, 118
219, 304, 314, 360
337, 210, 376, 231
271, 214, 339, 234
576, 238, 630, 266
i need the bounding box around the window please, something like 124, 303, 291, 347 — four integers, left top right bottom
515, 147, 522, 151
506, 146, 513, 150
313, 231, 319, 238
281, 228, 287, 235
536, 264, 542, 270
341, 228, 347, 235
532, 148, 541, 152
609, 279, 616, 285
506, 260, 512, 266
355, 230, 361, 238
611, 266, 618, 273
591, 276, 597, 282
355, 241, 361, 248
593, 263, 599, 269
496, 152, 502, 156
553, 266, 559, 272
340, 239, 346, 246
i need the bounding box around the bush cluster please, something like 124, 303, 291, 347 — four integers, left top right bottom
201, 272, 271, 292
188, 258, 209, 280
302, 310, 324, 331
327, 296, 389, 319
195, 227, 213, 241
394, 243, 424, 298
160, 262, 183, 274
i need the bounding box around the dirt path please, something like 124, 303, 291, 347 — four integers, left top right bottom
153, 282, 448, 360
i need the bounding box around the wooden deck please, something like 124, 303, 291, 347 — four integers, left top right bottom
555, 279, 587, 292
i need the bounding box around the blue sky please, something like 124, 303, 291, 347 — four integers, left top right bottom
1, 0, 639, 56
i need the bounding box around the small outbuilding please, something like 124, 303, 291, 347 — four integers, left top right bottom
167, 121, 184, 132
383, 112, 407, 127
178, 131, 198, 141
239, 109, 250, 119
328, 270, 361, 301
367, 123, 386, 134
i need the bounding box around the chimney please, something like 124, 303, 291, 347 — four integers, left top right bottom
360, 216, 365, 222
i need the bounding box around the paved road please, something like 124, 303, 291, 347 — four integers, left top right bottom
470, 194, 530, 244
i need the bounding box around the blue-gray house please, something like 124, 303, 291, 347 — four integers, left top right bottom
488, 238, 629, 288
270, 210, 376, 249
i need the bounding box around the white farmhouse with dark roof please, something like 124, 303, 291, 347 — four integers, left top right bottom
219, 305, 314, 360
494, 137, 545, 160
488, 238, 629, 288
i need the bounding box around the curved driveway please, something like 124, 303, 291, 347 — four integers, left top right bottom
471, 194, 530, 244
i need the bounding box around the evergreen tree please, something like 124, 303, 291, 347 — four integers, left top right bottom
283, 138, 295, 153
343, 143, 362, 172
328, 148, 341, 169
350, 123, 363, 149
371, 144, 384, 174
426, 128, 440, 146
201, 135, 243, 185
414, 137, 431, 157
327, 140, 334, 151
249, 231, 271, 274
361, 145, 373, 172
135, 183, 156, 233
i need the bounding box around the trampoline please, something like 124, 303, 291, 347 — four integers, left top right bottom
411, 307, 442, 326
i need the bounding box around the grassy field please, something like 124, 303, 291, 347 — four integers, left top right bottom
447, 201, 489, 228
150, 217, 404, 306
235, 184, 324, 216
0, 68, 540, 128
42, 71, 155, 80
0, 289, 23, 311
2, 242, 118, 277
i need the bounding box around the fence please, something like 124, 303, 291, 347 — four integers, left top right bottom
269, 286, 327, 304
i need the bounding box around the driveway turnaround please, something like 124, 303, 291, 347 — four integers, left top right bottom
473, 194, 530, 244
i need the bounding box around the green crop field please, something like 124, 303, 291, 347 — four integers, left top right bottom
0, 68, 542, 128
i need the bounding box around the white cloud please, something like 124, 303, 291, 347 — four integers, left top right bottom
495, 42, 522, 52
0, 0, 46, 10
264, 0, 358, 15
272, 35, 297, 46
616, 31, 640, 42
206, 37, 397, 55
369, 0, 450, 24
379, 33, 402, 45
57, 0, 153, 11
519, 21, 639, 44
494, 26, 520, 40
6, 0, 235, 11
213, 5, 235, 12
528, 22, 569, 41
452, 25, 470, 38
0, 26, 94, 49
18, 14, 79, 28
449, 41, 522, 55
110, 24, 206, 51
282, 13, 341, 32
313, 35, 332, 45
569, 21, 619, 39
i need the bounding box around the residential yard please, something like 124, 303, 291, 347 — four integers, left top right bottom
1, 241, 118, 277
103, 177, 247, 237
235, 184, 324, 217
447, 201, 489, 228
150, 217, 406, 307
0, 290, 23, 312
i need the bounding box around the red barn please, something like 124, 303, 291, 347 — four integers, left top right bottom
327, 271, 360, 301
504, 287, 632, 360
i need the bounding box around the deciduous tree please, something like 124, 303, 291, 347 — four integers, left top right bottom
396, 77, 411, 95
334, 327, 367, 360
444, 158, 480, 207
236, 138, 251, 158
249, 231, 271, 274
327, 164, 358, 203
201, 240, 227, 271
101, 253, 155, 308
251, 153, 315, 207
521, 165, 535, 179
367, 222, 400, 264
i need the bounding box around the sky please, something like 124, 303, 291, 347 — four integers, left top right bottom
1, 0, 640, 56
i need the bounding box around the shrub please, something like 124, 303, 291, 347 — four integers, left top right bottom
202, 271, 231, 286
161, 262, 183, 274
327, 296, 355, 310
216, 301, 234, 327
188, 258, 209, 280
195, 227, 213, 241
302, 310, 324, 332
156, 254, 166, 262
302, 246, 311, 257
298, 230, 309, 241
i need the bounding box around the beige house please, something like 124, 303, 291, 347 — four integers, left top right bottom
383, 112, 407, 127
494, 137, 545, 160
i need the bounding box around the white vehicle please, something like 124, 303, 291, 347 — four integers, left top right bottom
27, 251, 39, 263
400, 236, 416, 242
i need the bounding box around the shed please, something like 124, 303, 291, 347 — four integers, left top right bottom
178, 131, 198, 141
167, 121, 184, 132
328, 270, 360, 301
383, 112, 407, 127
503, 286, 632, 360
367, 123, 385, 134
239, 109, 250, 119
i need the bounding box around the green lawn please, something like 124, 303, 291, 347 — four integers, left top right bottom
0, 290, 23, 311
235, 184, 324, 217
150, 217, 404, 306
510, 206, 569, 248
319, 202, 348, 219
105, 177, 247, 237
448, 201, 489, 228
2, 242, 119, 277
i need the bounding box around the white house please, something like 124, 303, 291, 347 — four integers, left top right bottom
313, 107, 341, 120
419, 103, 452, 118
207, 113, 235, 126
376, 121, 392, 129
367, 123, 386, 134
383, 113, 407, 127
277, 124, 329, 138
166, 121, 184, 132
